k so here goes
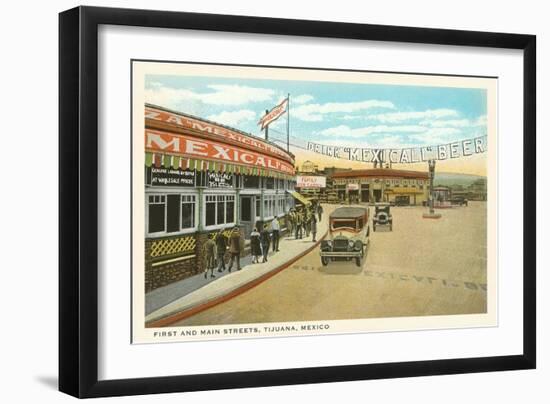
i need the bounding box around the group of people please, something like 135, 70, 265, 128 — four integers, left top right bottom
286, 203, 323, 242
202, 226, 244, 278
202, 202, 324, 279
249, 216, 280, 265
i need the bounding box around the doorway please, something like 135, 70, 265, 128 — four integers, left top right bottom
240, 195, 255, 238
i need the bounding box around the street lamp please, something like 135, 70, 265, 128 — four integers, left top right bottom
423, 159, 441, 219
428, 159, 435, 214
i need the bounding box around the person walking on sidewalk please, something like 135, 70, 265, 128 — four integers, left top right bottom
215, 228, 227, 273
310, 214, 318, 242
203, 236, 217, 278
227, 226, 242, 272
271, 216, 280, 252
260, 224, 271, 263
287, 209, 295, 238
304, 207, 311, 238
295, 208, 303, 239
317, 203, 323, 222
250, 227, 261, 264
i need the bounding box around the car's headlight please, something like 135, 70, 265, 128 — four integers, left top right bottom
354, 240, 363, 250
348, 240, 355, 248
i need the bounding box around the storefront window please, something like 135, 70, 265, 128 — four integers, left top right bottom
181, 195, 195, 230
148, 195, 165, 233
265, 177, 275, 189
205, 194, 235, 227
243, 175, 260, 189
147, 193, 197, 235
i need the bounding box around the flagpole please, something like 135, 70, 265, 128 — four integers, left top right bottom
264, 109, 269, 141
286, 93, 290, 152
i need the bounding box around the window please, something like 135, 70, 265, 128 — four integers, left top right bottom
265, 177, 275, 189
243, 175, 260, 189
263, 195, 278, 218
148, 195, 165, 233
147, 193, 197, 235
205, 194, 235, 227
331, 220, 356, 230
181, 195, 195, 230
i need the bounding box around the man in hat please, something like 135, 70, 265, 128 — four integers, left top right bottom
227, 225, 242, 272
203, 235, 217, 278
215, 228, 227, 273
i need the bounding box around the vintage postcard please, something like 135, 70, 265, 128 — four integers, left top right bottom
131, 61, 497, 343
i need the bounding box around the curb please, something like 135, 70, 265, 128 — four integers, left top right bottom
146, 230, 328, 327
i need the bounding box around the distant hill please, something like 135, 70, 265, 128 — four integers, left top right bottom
434, 172, 485, 187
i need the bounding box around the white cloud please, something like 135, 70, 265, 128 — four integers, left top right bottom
292, 100, 395, 122
408, 128, 462, 145
420, 115, 487, 128
419, 119, 470, 128
144, 83, 276, 107
318, 124, 426, 138
292, 94, 314, 104
207, 110, 257, 126
370, 108, 459, 123
473, 115, 487, 126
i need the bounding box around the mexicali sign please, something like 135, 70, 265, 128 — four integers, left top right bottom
307, 135, 487, 164
145, 129, 295, 175
145, 106, 293, 163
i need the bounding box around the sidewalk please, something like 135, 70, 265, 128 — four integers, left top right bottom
145, 207, 330, 327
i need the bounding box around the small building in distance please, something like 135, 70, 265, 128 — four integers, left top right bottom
330, 168, 430, 205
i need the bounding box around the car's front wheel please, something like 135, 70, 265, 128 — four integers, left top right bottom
355, 257, 362, 267
321, 256, 330, 266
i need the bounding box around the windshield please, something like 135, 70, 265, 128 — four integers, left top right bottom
331, 220, 356, 230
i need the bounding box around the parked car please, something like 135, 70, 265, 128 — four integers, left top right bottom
373, 203, 393, 231
319, 206, 370, 267
450, 196, 468, 206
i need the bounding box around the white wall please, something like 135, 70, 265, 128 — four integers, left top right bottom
1, 0, 546, 402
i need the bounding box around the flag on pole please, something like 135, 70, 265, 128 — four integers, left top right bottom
258, 98, 289, 129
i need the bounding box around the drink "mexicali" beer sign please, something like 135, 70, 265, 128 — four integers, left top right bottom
145, 106, 294, 164
145, 129, 295, 175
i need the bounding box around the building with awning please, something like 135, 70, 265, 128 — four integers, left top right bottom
144, 104, 297, 292
286, 190, 312, 206
330, 168, 429, 205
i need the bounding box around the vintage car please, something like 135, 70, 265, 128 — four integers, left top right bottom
320, 206, 370, 267
450, 196, 468, 206
373, 203, 393, 231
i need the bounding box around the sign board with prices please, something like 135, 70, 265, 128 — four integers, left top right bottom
147, 167, 196, 187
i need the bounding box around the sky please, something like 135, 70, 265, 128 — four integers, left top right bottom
144, 73, 488, 176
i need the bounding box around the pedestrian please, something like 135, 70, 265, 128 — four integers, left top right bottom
295, 209, 303, 239
260, 224, 271, 263
287, 209, 295, 238
227, 226, 242, 272
215, 228, 227, 273
271, 216, 280, 252
317, 204, 323, 222
311, 215, 318, 242
250, 227, 261, 263
203, 235, 216, 278
304, 207, 311, 237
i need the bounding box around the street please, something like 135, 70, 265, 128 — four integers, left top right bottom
172, 202, 487, 326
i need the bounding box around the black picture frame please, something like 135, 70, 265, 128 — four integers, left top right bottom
59, 6, 536, 398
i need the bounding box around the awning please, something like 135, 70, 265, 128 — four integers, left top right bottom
287, 190, 312, 206
145, 152, 295, 180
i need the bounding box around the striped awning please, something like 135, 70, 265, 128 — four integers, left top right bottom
145, 152, 295, 180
